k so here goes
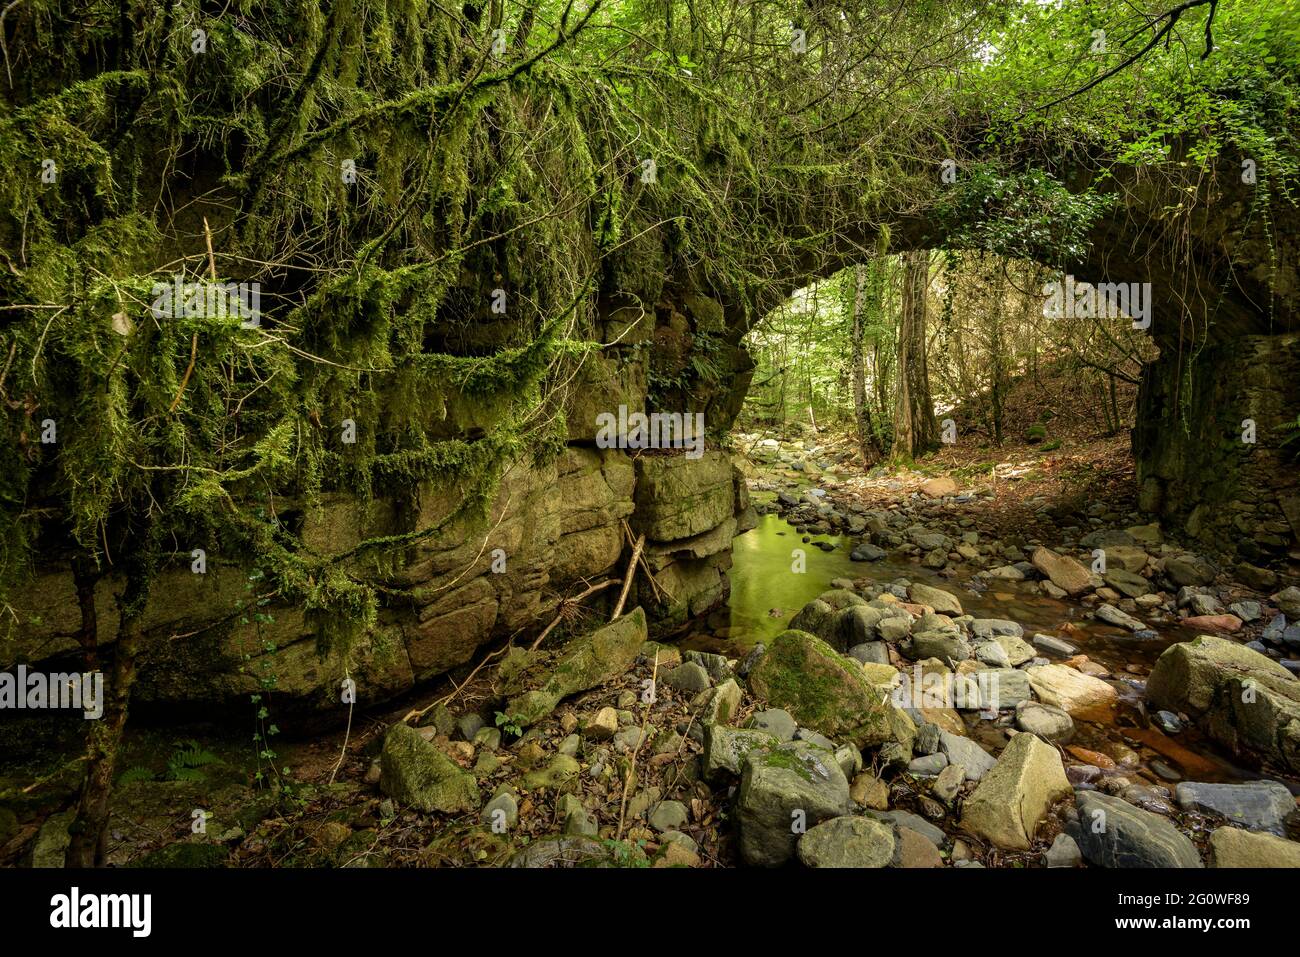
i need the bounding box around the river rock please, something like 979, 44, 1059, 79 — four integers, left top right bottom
796, 815, 896, 868
996, 634, 1037, 666
736, 742, 851, 867
893, 826, 944, 867
1273, 586, 1300, 618
1073, 791, 1202, 867
662, 662, 712, 693
1031, 546, 1093, 596
1044, 832, 1082, 867
1103, 569, 1151, 598
380, 724, 480, 814
1146, 635, 1300, 771
1026, 664, 1118, 716
748, 708, 797, 740
702, 726, 777, 782
980, 668, 1033, 710
907, 631, 972, 663
908, 582, 964, 616
969, 618, 1023, 640
1015, 700, 1075, 743
748, 630, 916, 750
961, 731, 1071, 850
939, 730, 997, 782
975, 641, 1011, 668
504, 608, 647, 726
1174, 780, 1296, 835
1095, 603, 1144, 632
1165, 554, 1216, 587
1032, 633, 1078, 657
1209, 827, 1300, 867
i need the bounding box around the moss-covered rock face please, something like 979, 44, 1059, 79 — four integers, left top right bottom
379, 724, 480, 814
748, 630, 916, 750
633, 452, 736, 542
1147, 634, 1300, 771
503, 608, 647, 727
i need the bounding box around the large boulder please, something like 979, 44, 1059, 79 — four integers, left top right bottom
1146, 635, 1300, 772
379, 724, 480, 814
736, 742, 851, 867
1030, 547, 1093, 596
504, 608, 647, 726
960, 732, 1071, 850
1073, 791, 1202, 868
1026, 664, 1118, 717
748, 630, 916, 750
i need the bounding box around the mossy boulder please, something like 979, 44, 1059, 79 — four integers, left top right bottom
748, 630, 916, 750
379, 724, 480, 814
504, 608, 647, 727
736, 742, 851, 867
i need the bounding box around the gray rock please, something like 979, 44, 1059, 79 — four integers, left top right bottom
864, 809, 948, 847
457, 713, 486, 741
662, 662, 712, 693
747, 708, 797, 741
1015, 700, 1075, 743
979, 668, 1033, 710
848, 641, 890, 665
1073, 791, 1202, 867
969, 618, 1025, 640
1174, 780, 1296, 836
975, 641, 1012, 668
684, 650, 733, 682
907, 631, 972, 662
1095, 603, 1145, 632
1153, 710, 1183, 734
939, 730, 997, 782
909, 753, 949, 776
797, 815, 895, 868
1188, 593, 1225, 617
736, 742, 852, 867
1032, 633, 1079, 657
795, 727, 837, 752
649, 800, 690, 832
915, 722, 942, 755
1044, 832, 1082, 867
481, 792, 519, 830
702, 725, 777, 782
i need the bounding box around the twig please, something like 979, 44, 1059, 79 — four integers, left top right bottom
616, 650, 659, 842
611, 534, 645, 620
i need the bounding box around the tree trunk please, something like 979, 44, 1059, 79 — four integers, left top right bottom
851, 264, 882, 464
65, 601, 144, 866
893, 249, 938, 460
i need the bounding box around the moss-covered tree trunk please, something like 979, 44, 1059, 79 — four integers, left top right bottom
893, 250, 938, 459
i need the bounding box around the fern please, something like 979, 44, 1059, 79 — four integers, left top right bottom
163, 740, 220, 782
117, 766, 155, 785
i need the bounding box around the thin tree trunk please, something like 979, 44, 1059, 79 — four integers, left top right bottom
893, 249, 938, 460
851, 264, 881, 464
66, 596, 145, 866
